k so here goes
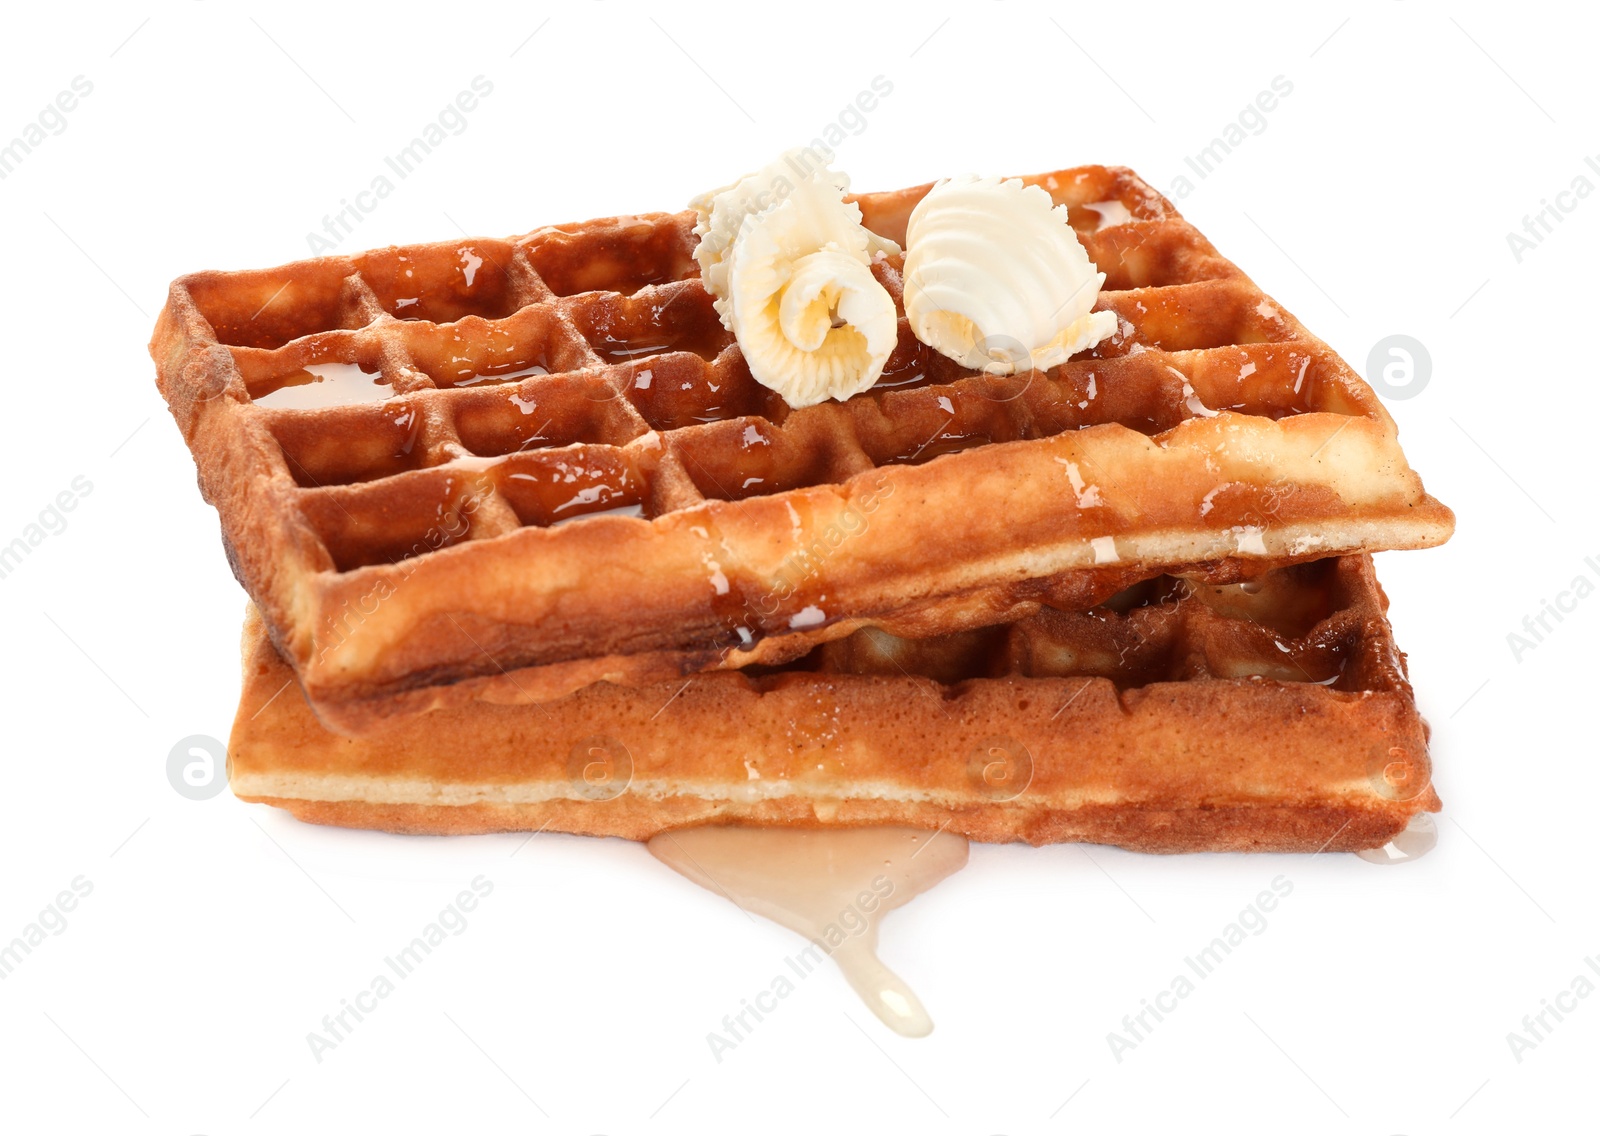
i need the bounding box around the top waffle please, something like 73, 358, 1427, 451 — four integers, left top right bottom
151, 164, 1453, 734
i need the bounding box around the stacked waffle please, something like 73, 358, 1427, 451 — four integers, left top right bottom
151, 164, 1450, 852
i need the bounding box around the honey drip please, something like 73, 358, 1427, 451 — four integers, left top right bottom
1355, 813, 1438, 865
647, 825, 969, 1037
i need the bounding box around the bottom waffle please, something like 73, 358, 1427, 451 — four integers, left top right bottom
228, 555, 1439, 853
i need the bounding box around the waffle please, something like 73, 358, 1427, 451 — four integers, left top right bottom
230, 555, 1439, 852
153, 164, 1453, 735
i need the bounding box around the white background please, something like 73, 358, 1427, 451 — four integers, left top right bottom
0, 2, 1593, 1132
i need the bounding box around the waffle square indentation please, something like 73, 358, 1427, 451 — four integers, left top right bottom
523, 215, 699, 297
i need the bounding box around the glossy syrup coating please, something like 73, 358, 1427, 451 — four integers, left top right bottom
151, 165, 1452, 735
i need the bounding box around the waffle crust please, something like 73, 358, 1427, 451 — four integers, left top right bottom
230, 556, 1439, 852
156, 165, 1453, 735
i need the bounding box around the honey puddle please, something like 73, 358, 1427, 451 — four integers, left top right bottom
647, 826, 969, 1037
1355, 814, 1438, 865
253, 362, 393, 409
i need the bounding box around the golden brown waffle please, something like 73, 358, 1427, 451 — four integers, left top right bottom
231, 555, 1438, 852
153, 165, 1453, 735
